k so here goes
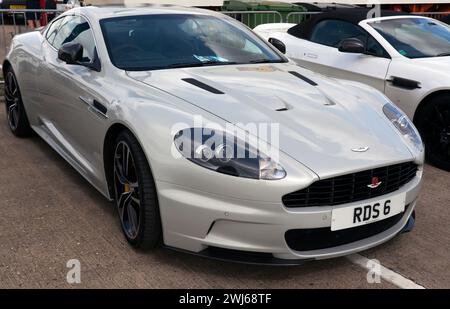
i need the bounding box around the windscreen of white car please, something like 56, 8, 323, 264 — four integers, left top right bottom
369, 18, 450, 58
100, 14, 286, 71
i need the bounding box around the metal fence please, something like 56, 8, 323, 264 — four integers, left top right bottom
2, 8, 450, 68
1, 9, 64, 67
415, 11, 450, 20
284, 11, 450, 23
222, 11, 321, 27
286, 11, 320, 24
2, 9, 289, 64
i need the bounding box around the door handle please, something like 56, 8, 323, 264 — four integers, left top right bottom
79, 96, 108, 119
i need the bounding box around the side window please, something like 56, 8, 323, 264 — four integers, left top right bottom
366, 35, 386, 57
310, 19, 366, 48
45, 17, 66, 46
52, 16, 96, 62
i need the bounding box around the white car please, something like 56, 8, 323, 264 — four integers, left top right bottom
255, 8, 450, 171
3, 6, 423, 264
64, 0, 81, 11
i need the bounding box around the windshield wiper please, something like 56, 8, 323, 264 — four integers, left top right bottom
249, 59, 282, 64
436, 52, 450, 57
165, 60, 238, 69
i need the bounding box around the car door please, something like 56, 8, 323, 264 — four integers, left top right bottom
38, 15, 108, 186
291, 19, 392, 92
37, 15, 67, 122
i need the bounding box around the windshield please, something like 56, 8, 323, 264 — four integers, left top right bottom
100, 14, 285, 71
369, 18, 450, 59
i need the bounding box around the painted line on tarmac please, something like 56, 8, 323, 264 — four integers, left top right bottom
347, 254, 425, 289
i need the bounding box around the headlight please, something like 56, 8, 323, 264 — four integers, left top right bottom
383, 103, 424, 153
173, 128, 286, 180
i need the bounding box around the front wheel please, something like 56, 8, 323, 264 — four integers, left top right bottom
416, 95, 450, 171
113, 130, 162, 249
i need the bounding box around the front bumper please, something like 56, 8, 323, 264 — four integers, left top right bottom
165, 212, 415, 265
156, 168, 422, 263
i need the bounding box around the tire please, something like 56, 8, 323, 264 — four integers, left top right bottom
415, 94, 450, 171
3, 67, 33, 137
113, 130, 162, 249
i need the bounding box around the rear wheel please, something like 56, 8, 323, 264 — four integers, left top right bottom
3, 68, 32, 137
416, 95, 450, 171
113, 130, 162, 249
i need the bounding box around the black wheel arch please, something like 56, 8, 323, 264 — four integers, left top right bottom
413, 90, 450, 125
103, 123, 129, 199
103, 123, 156, 200
2, 60, 12, 79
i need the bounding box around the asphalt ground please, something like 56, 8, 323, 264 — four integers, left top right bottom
0, 86, 449, 288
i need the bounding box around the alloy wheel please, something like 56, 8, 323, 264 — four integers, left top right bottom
4, 71, 20, 131
113, 141, 141, 240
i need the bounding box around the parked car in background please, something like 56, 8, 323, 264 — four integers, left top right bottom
3, 6, 423, 263
0, 0, 27, 10
255, 8, 450, 171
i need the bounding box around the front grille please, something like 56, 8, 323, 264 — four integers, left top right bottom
285, 206, 408, 251
283, 162, 418, 208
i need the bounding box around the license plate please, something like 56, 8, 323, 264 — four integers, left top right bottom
331, 193, 406, 231
10, 5, 26, 9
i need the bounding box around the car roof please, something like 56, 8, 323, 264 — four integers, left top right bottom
69, 5, 222, 21
287, 8, 412, 40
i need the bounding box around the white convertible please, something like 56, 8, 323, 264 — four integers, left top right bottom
255, 8, 450, 171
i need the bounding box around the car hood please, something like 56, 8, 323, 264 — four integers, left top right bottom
127, 63, 413, 178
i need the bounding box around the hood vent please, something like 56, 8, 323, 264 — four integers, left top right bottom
275, 101, 292, 111
276, 107, 289, 111
182, 78, 224, 94
288, 71, 318, 86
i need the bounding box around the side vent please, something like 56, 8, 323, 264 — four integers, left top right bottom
93, 100, 108, 115
182, 78, 224, 94
386, 77, 421, 90
288, 71, 318, 86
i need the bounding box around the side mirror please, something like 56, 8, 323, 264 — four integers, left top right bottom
268, 37, 286, 54
338, 38, 366, 54
58, 42, 83, 64
58, 42, 101, 72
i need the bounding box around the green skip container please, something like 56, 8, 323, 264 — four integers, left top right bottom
221, 0, 307, 28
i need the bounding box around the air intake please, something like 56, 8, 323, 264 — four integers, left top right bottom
282, 162, 418, 208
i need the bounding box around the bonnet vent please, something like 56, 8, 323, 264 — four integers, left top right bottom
288, 71, 318, 86
182, 78, 224, 94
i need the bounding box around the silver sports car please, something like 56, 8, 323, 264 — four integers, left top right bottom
2, 6, 424, 264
